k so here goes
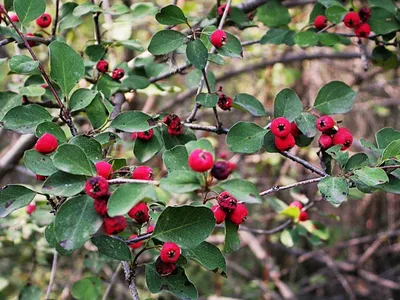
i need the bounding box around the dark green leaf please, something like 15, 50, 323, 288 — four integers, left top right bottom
69, 89, 98, 112
326, 145, 349, 168
263, 131, 279, 153
85, 45, 106, 61
86, 95, 108, 129
224, 220, 240, 253
72, 3, 102, 17
0, 91, 21, 121
36, 122, 67, 143
110, 111, 156, 132
226, 122, 266, 154
217, 32, 243, 58
186, 39, 208, 70
9, 55, 39, 74
381, 139, 400, 162
294, 113, 317, 137
195, 93, 218, 108
121, 75, 150, 90
344, 153, 369, 173
218, 179, 262, 203
155, 5, 187, 25
91, 235, 132, 261
0, 185, 36, 217
368, 0, 397, 14
294, 31, 319, 47
69, 135, 103, 163
256, 0, 291, 27
232, 93, 266, 116
163, 145, 190, 172
354, 166, 389, 186
372, 46, 398, 70
42, 171, 86, 196
19, 86, 45, 97
318, 176, 349, 207
260, 28, 295, 46
379, 175, 400, 194
376, 127, 400, 149
161, 125, 197, 150
52, 144, 96, 176
313, 81, 357, 114
318, 33, 341, 46
133, 127, 163, 163
369, 7, 400, 35
274, 88, 303, 121
148, 30, 186, 55
71, 277, 102, 300
14, 0, 45, 25
159, 171, 202, 194
185, 138, 215, 158
18, 284, 42, 300
95, 74, 121, 98
318, 0, 343, 7
23, 149, 58, 176
325, 5, 347, 23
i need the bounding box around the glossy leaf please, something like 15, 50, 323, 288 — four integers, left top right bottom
0, 185, 36, 218
318, 176, 349, 207
148, 30, 186, 55
52, 144, 96, 176
14, 0, 45, 25
23, 150, 58, 176
42, 171, 86, 196
233, 93, 266, 116
226, 122, 266, 154
273, 88, 303, 121
91, 235, 132, 261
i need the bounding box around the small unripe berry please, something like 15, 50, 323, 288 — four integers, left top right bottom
160, 242, 181, 263
85, 176, 109, 199
95, 161, 113, 179
96, 60, 108, 73
270, 117, 291, 138
217, 191, 237, 211
229, 203, 248, 225
137, 129, 154, 141
217, 4, 231, 16
210, 29, 227, 48
36, 13, 52, 28
211, 205, 227, 224
343, 11, 360, 28
111, 68, 125, 80
10, 13, 19, 22
314, 15, 327, 29
36, 175, 47, 181
128, 234, 143, 249
103, 216, 127, 235
299, 211, 308, 222
358, 7, 371, 22
318, 134, 333, 149
155, 256, 176, 276
218, 94, 232, 111
355, 23, 371, 38
290, 122, 301, 137
333, 128, 353, 150
211, 161, 232, 180
128, 202, 150, 224
316, 116, 335, 132
289, 201, 303, 210
132, 166, 154, 180
274, 134, 295, 151
94, 198, 108, 216
188, 149, 214, 172
26, 203, 36, 215
34, 133, 58, 154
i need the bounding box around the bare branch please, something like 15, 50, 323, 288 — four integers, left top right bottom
45, 251, 58, 300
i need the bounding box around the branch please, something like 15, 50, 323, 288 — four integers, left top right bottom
281, 151, 327, 176
102, 264, 122, 300
259, 177, 324, 196
0, 36, 51, 47
108, 178, 159, 186
237, 0, 317, 13
184, 123, 228, 134
121, 261, 140, 300
51, 0, 60, 37
45, 251, 58, 300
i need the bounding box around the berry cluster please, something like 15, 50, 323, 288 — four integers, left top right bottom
155, 242, 181, 276
95, 60, 125, 81
316, 116, 353, 151
212, 191, 248, 225
289, 201, 308, 222
270, 117, 299, 151
163, 114, 184, 136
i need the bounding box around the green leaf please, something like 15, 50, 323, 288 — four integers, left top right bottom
72, 3, 102, 17
344, 153, 369, 173
274, 88, 303, 121
280, 229, 295, 247
313, 81, 357, 114
318, 176, 349, 207
368, 0, 397, 14
376, 128, 400, 149
294, 31, 319, 47
186, 39, 208, 70
218, 179, 262, 203
1, 104, 52, 134
326, 145, 349, 168
0, 185, 36, 218
85, 45, 106, 61
148, 30, 186, 55
163, 145, 190, 172
0, 91, 21, 121
325, 5, 347, 23
155, 5, 187, 25
266, 197, 288, 212
185, 138, 215, 158
354, 166, 389, 186
226, 122, 266, 154
217, 32, 243, 59
309, 3, 326, 23
86, 95, 108, 129
14, 0, 45, 25
146, 265, 197, 300
110, 111, 156, 132
379, 175, 400, 194
381, 139, 400, 162
208, 53, 225, 65
369, 7, 400, 35
94, 132, 121, 147
161, 126, 197, 150
224, 220, 240, 253
152, 205, 215, 249
55, 195, 103, 250
58, 2, 83, 32
71, 277, 102, 300
9, 55, 39, 74
19, 85, 45, 97
372, 46, 398, 70
23, 150, 58, 176
52, 144, 96, 176
159, 171, 202, 194
42, 171, 86, 197
256, 0, 291, 27
263, 131, 278, 153
260, 28, 295, 46
318, 0, 343, 7
69, 89, 98, 112
318, 33, 341, 46
18, 284, 42, 300
49, 41, 85, 95
232, 93, 266, 116
91, 235, 132, 261
133, 128, 163, 163
69, 135, 103, 163
107, 183, 156, 217
121, 75, 150, 90
195, 93, 218, 108
183, 241, 227, 276
294, 113, 317, 137
36, 122, 67, 143
95, 74, 121, 98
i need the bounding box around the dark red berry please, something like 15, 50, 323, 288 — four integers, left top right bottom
160, 242, 181, 263
128, 202, 150, 224
96, 60, 108, 73
211, 161, 232, 180
94, 198, 108, 216
211, 205, 226, 224
103, 216, 126, 235
36, 13, 52, 28
218, 94, 232, 111
314, 15, 327, 29
299, 211, 308, 222
128, 234, 143, 249
217, 4, 232, 16
318, 134, 333, 149
271, 117, 291, 138
137, 129, 154, 141
274, 134, 296, 151
229, 203, 248, 225
34, 133, 58, 154
132, 166, 154, 180
316, 116, 335, 132
290, 122, 302, 137
358, 7, 371, 22
289, 201, 303, 210
85, 176, 109, 199
155, 256, 176, 276
26, 33, 37, 47
95, 161, 113, 179
343, 11, 360, 28
111, 68, 125, 80
355, 23, 371, 38
210, 29, 227, 48
217, 191, 237, 211
36, 175, 47, 181
163, 114, 183, 136
167, 125, 183, 136
188, 149, 214, 172
26, 203, 36, 215
333, 128, 353, 150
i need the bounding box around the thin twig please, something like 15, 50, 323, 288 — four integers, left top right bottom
281, 151, 327, 176
259, 177, 325, 196
121, 261, 140, 300
102, 264, 122, 300
45, 251, 58, 300
108, 178, 159, 186
92, 0, 102, 44
51, 0, 60, 37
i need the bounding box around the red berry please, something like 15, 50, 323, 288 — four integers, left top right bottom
36, 13, 52, 28
218, 94, 232, 111
333, 128, 353, 150
132, 166, 154, 180
128, 234, 143, 249
34, 133, 58, 154
188, 149, 214, 172
290, 122, 301, 137
274, 134, 295, 151
316, 116, 335, 132
26, 33, 37, 47
359, 7, 371, 22
211, 205, 226, 224
163, 114, 183, 136
299, 211, 308, 222
227, 161, 237, 171
211, 161, 231, 180
85, 176, 109, 199
270, 117, 291, 138
111, 68, 125, 80
147, 225, 155, 233
210, 29, 227, 48
217, 4, 232, 16
94, 198, 108, 216
95, 161, 113, 179
96, 60, 108, 73
137, 129, 154, 141
36, 175, 47, 181
289, 201, 303, 210
318, 134, 333, 149
217, 191, 237, 211
131, 133, 138, 140
229, 203, 248, 225
103, 216, 126, 235
343, 11, 360, 28
160, 242, 181, 263
167, 125, 184, 136
355, 23, 371, 38
128, 202, 150, 224
26, 203, 36, 215
155, 256, 176, 276
314, 15, 327, 29
10, 13, 19, 22
218, 151, 229, 160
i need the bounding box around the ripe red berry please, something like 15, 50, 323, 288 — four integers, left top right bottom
358, 7, 371, 22
270, 117, 291, 138
26, 33, 37, 47
314, 15, 327, 29
163, 114, 184, 136
26, 203, 36, 215
299, 211, 308, 222
333, 128, 353, 150
85, 176, 109, 199
10, 13, 19, 22
274, 134, 296, 151
34, 133, 58, 154
217, 4, 232, 16
103, 216, 126, 235
210, 29, 227, 48
217, 191, 237, 211
318, 134, 333, 149
94, 198, 108, 216
96, 60, 108, 73
355, 23, 371, 38
290, 122, 301, 137
218, 94, 233, 111
132, 166, 154, 180
147, 225, 155, 233
229, 203, 248, 225
343, 11, 360, 28
289, 201, 303, 210
160, 242, 181, 263
211, 161, 232, 180
211, 205, 227, 224
128, 202, 150, 224
167, 125, 184, 136
36, 174, 47, 181
36, 13, 52, 28
131, 133, 138, 140
95, 161, 113, 179
228, 161, 237, 171
155, 256, 176, 276
111, 68, 125, 80
137, 129, 154, 141
128, 234, 143, 249
188, 149, 214, 172
316, 116, 335, 132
